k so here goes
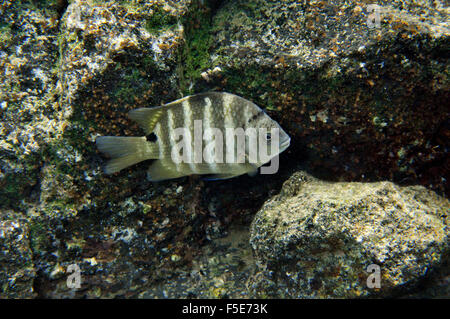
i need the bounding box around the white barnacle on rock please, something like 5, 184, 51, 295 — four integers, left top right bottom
201, 71, 210, 81
316, 110, 329, 123
112, 227, 137, 244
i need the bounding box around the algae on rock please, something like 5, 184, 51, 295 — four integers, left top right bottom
249, 171, 449, 298
206, 0, 450, 195
0, 0, 448, 299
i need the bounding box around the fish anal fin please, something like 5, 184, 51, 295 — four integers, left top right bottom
147, 160, 186, 181
202, 173, 242, 181
128, 107, 164, 134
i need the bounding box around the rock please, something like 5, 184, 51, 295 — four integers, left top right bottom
41, 0, 193, 207
0, 0, 448, 299
0, 1, 61, 207
0, 0, 195, 210
57, 0, 190, 110
0, 211, 36, 298
138, 225, 256, 298
206, 0, 450, 195
249, 171, 449, 298
0, 0, 233, 298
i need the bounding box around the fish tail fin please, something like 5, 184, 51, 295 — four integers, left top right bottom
96, 136, 158, 174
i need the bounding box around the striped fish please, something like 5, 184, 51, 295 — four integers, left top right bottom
96, 92, 290, 181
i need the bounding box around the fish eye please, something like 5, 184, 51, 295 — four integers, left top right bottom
265, 133, 271, 141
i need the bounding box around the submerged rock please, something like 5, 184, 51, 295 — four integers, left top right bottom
0, 0, 448, 298
207, 0, 450, 195
249, 171, 449, 298
0, 211, 35, 298
0, 0, 61, 207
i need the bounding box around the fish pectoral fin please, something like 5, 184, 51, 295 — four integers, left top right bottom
243, 155, 259, 177
147, 160, 186, 181
128, 107, 164, 134
202, 173, 242, 181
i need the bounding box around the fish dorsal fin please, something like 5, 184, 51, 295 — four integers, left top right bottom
128, 106, 164, 134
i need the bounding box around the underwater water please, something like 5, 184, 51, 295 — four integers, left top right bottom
0, 0, 448, 300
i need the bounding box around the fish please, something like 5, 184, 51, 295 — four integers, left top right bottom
96, 92, 290, 181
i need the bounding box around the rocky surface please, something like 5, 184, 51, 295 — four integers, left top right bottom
0, 0, 61, 208
205, 0, 450, 196
0, 210, 35, 298
250, 171, 449, 298
0, 0, 448, 298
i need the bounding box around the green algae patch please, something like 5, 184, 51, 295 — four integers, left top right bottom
178, 1, 215, 95
0, 23, 13, 49
144, 4, 178, 34
110, 55, 158, 105
0, 153, 41, 209
28, 219, 53, 256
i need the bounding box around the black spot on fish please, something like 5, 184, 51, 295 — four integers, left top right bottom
146, 133, 157, 142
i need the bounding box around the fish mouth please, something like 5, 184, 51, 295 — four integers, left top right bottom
280, 138, 291, 151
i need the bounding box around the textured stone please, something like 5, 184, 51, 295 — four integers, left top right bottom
206, 0, 450, 195
0, 0, 61, 207
0, 211, 35, 298
0, 0, 448, 299
249, 171, 449, 298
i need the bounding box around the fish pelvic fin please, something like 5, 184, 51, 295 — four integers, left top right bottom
147, 160, 186, 181
96, 136, 158, 174
247, 168, 259, 177
128, 107, 164, 134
